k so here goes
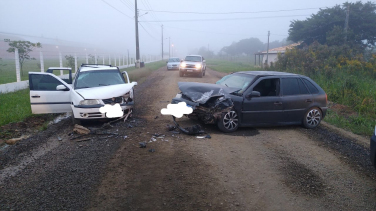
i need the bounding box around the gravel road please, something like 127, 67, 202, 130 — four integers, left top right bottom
1, 66, 375, 211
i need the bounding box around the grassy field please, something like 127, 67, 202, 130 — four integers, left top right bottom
0, 60, 166, 127
207, 59, 260, 73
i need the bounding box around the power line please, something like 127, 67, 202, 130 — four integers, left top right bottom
119, 0, 134, 12
139, 23, 158, 40
101, 0, 132, 19
139, 14, 310, 22
138, 7, 324, 15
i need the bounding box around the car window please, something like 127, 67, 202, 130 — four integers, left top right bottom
168, 58, 180, 62
30, 74, 64, 91
184, 56, 201, 62
253, 78, 280, 97
302, 78, 319, 94
75, 70, 125, 89
298, 78, 310, 94
281, 78, 300, 96
216, 74, 255, 93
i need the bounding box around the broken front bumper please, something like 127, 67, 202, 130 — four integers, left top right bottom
172, 94, 233, 124
72, 102, 134, 119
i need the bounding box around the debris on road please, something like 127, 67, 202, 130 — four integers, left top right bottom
5, 135, 31, 145
196, 134, 211, 139
73, 124, 91, 135
124, 135, 128, 139
76, 138, 91, 142
139, 142, 147, 148
154, 115, 159, 119
58, 136, 62, 141
172, 116, 205, 135
166, 124, 176, 131
149, 149, 155, 152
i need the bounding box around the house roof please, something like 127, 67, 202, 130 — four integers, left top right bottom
260, 42, 301, 54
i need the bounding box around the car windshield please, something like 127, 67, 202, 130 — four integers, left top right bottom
168, 58, 180, 62
184, 56, 201, 62
75, 70, 125, 89
216, 73, 256, 93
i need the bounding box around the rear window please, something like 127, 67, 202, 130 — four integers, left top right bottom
281, 78, 300, 96
302, 78, 319, 94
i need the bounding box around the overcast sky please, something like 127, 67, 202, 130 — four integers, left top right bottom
0, 0, 357, 58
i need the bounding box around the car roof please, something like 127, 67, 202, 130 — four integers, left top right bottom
185, 55, 202, 57
235, 71, 299, 77
79, 65, 118, 72
47, 67, 72, 70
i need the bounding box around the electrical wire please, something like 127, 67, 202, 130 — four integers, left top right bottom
138, 7, 325, 15
139, 14, 310, 22
139, 23, 159, 40
101, 0, 132, 19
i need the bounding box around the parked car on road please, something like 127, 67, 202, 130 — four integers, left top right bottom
172, 71, 327, 132
166, 57, 180, 70
371, 126, 376, 168
29, 64, 137, 124
179, 55, 206, 78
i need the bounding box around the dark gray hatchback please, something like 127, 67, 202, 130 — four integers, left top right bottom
172, 71, 328, 132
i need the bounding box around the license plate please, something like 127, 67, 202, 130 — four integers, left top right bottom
187, 70, 193, 72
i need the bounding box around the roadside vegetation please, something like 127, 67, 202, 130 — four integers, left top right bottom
207, 59, 260, 73
0, 60, 166, 127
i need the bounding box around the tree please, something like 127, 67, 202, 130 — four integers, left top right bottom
288, 1, 376, 49
65, 55, 75, 70
220, 38, 264, 56
6, 40, 42, 76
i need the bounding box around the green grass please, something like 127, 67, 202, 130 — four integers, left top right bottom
0, 88, 32, 126
207, 59, 260, 73
0, 60, 166, 127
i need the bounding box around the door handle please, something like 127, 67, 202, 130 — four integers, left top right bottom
31, 95, 40, 98
306, 99, 312, 103
274, 102, 282, 105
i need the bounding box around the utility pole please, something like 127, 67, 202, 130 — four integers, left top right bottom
344, 5, 350, 43
161, 25, 164, 60
135, 0, 140, 68
266, 31, 270, 67
169, 37, 170, 58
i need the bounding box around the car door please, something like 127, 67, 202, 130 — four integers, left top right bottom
280, 77, 312, 123
29, 72, 72, 114
241, 77, 286, 125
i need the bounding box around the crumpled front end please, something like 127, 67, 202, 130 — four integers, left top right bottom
171, 82, 235, 124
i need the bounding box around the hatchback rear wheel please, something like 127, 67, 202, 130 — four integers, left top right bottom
217, 110, 239, 132
303, 107, 322, 129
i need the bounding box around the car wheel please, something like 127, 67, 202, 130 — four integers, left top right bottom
203, 69, 205, 76
198, 71, 203, 78
179, 71, 183, 77
217, 110, 239, 133
303, 107, 322, 129
71, 114, 81, 125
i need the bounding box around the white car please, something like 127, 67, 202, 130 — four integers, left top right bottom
166, 57, 180, 70
179, 55, 206, 78
29, 64, 137, 124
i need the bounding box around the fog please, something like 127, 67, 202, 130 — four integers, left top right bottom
0, 0, 352, 58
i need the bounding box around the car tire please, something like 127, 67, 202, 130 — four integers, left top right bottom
198, 71, 203, 78
217, 110, 239, 133
203, 69, 205, 76
179, 71, 183, 77
71, 114, 81, 125
303, 107, 322, 129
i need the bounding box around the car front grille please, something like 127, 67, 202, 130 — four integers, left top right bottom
102, 97, 123, 104
186, 64, 195, 68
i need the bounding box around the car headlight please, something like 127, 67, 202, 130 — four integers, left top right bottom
79, 99, 101, 105
374, 125, 376, 136
180, 63, 186, 68
195, 64, 202, 69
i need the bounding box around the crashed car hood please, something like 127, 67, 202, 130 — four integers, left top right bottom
178, 82, 239, 104
75, 84, 134, 100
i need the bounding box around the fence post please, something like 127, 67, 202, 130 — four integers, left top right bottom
59, 52, 63, 75
114, 55, 116, 66
85, 53, 88, 64
74, 53, 77, 73
39, 51, 44, 72
109, 55, 111, 65
102, 56, 105, 65
15, 48, 21, 82
95, 54, 97, 64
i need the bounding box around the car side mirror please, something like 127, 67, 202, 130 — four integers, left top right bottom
246, 91, 260, 98
203, 60, 206, 63
56, 84, 69, 91
132, 81, 138, 86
